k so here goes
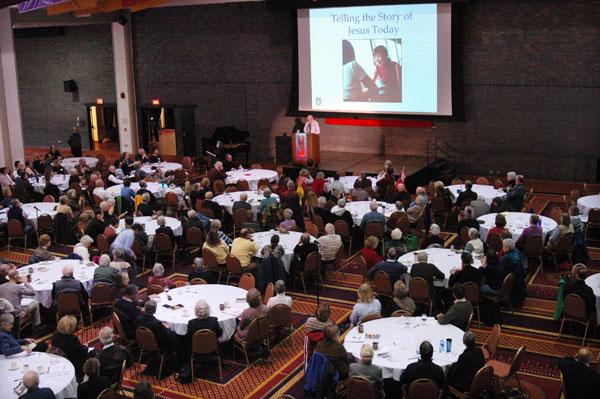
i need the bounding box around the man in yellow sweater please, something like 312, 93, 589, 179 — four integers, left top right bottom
231, 229, 259, 272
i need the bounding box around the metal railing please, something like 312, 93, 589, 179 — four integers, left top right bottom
426, 137, 464, 175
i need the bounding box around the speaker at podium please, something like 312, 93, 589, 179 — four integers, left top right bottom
292, 132, 320, 166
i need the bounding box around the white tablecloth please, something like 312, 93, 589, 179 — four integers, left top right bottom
30, 175, 70, 194
19, 259, 98, 308
343, 317, 465, 381
0, 202, 58, 230
399, 247, 482, 288
585, 273, 600, 326
213, 191, 280, 218
131, 162, 183, 177
338, 176, 377, 194
0, 352, 77, 399
106, 182, 167, 199
252, 230, 315, 272
332, 201, 397, 226
477, 212, 557, 242
446, 184, 505, 205
117, 216, 183, 237
226, 169, 278, 190
577, 195, 600, 223
153, 284, 248, 342
61, 157, 98, 169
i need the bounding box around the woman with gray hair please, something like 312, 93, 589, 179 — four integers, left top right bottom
349, 343, 384, 399
188, 257, 216, 284
420, 223, 444, 249
186, 299, 223, 345
464, 228, 484, 257
93, 254, 118, 284
279, 208, 297, 230
73, 235, 93, 261
383, 280, 415, 317
147, 263, 174, 289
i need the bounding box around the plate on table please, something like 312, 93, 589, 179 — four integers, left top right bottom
37, 267, 49, 272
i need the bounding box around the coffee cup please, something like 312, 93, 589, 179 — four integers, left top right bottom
10, 361, 17, 369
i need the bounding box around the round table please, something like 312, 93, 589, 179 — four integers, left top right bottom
19, 259, 98, 308
331, 201, 398, 226
577, 195, 600, 222
106, 181, 167, 199
0, 202, 58, 230
477, 212, 557, 242
252, 230, 315, 272
399, 247, 482, 288
153, 284, 248, 342
0, 352, 77, 399
30, 174, 70, 194
446, 184, 505, 205
585, 273, 600, 326
61, 157, 98, 169
343, 317, 465, 381
226, 169, 278, 190
338, 176, 377, 194
131, 162, 183, 177
213, 191, 280, 218
117, 216, 182, 237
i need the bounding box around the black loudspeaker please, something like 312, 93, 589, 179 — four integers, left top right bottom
275, 134, 292, 165
63, 80, 77, 92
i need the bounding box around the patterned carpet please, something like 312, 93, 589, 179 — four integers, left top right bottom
3, 191, 599, 398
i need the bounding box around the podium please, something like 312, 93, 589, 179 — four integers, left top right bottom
292, 132, 320, 166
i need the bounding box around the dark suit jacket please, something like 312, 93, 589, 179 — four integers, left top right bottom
76, 375, 111, 399
51, 332, 89, 380
447, 346, 485, 392
420, 235, 444, 249
137, 203, 154, 216
399, 359, 446, 390
115, 298, 140, 339
97, 344, 133, 383
43, 184, 60, 202
558, 356, 600, 398
456, 189, 478, 207
134, 313, 174, 353
207, 168, 227, 184
563, 280, 596, 315
187, 316, 223, 346
313, 206, 332, 225
155, 226, 176, 244
410, 262, 445, 294
201, 200, 223, 220
86, 219, 107, 242
367, 260, 408, 285
331, 209, 355, 228
188, 269, 217, 284
448, 265, 482, 288
18, 387, 56, 399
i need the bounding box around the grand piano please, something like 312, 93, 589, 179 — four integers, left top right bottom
201, 126, 251, 166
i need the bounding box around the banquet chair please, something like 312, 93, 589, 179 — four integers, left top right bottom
88, 283, 113, 325
262, 282, 274, 305
334, 220, 352, 253
181, 156, 194, 173
114, 359, 127, 398
487, 234, 503, 253
257, 178, 269, 189
226, 255, 243, 285
373, 271, 393, 298
312, 214, 325, 234
395, 216, 410, 236
481, 324, 501, 361
585, 208, 600, 240
522, 235, 543, 269
203, 247, 223, 283
391, 309, 413, 317
430, 196, 448, 228
459, 227, 470, 248
96, 234, 110, 254
482, 273, 514, 315
451, 178, 463, 185
174, 281, 187, 288
37, 214, 54, 241
494, 179, 503, 189
185, 227, 203, 256
213, 179, 225, 195
408, 277, 433, 315
173, 169, 187, 186
153, 233, 176, 272
225, 185, 238, 193
146, 284, 164, 295
268, 303, 293, 339
132, 239, 147, 272
236, 179, 250, 191
360, 313, 382, 323
251, 163, 262, 169
239, 273, 256, 290
97, 387, 115, 399
42, 195, 55, 202
305, 221, 319, 238
191, 329, 222, 382
346, 376, 376, 399
548, 233, 574, 272
136, 326, 177, 379
191, 278, 208, 285
448, 365, 493, 399
570, 263, 587, 281
486, 345, 527, 388
7, 219, 29, 250
475, 177, 490, 185
462, 282, 481, 325
559, 294, 594, 345
233, 316, 269, 367
112, 312, 135, 350
55, 292, 84, 323
233, 208, 248, 238
294, 252, 322, 294
402, 378, 438, 399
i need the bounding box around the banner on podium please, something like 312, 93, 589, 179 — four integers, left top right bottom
295, 132, 308, 161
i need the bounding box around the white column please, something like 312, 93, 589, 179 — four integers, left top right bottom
112, 19, 138, 154
0, 8, 24, 165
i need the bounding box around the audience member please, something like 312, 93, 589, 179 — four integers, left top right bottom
410, 251, 445, 295
97, 326, 133, 383
188, 257, 217, 283
361, 236, 384, 270
51, 315, 90, 381
367, 247, 407, 285
558, 347, 600, 398
479, 249, 506, 295
77, 358, 112, 399
235, 288, 267, 340
448, 252, 482, 287
0, 313, 45, 356
420, 223, 444, 249
563, 268, 596, 315
231, 229, 259, 272
51, 264, 89, 312
360, 200, 386, 231
349, 283, 381, 327
115, 285, 140, 339
447, 331, 485, 393
384, 227, 407, 254
383, 280, 415, 317
399, 341, 446, 392
315, 324, 349, 379
94, 254, 118, 285
436, 285, 473, 331
349, 344, 384, 399
133, 381, 155, 399
330, 198, 355, 229
186, 299, 223, 345
464, 228, 484, 257
317, 223, 343, 263
266, 280, 293, 308
456, 180, 478, 206
0, 269, 42, 329
20, 371, 56, 399
30, 234, 55, 263
305, 303, 334, 334
147, 263, 175, 289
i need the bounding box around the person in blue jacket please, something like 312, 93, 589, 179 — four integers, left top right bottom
0, 313, 45, 356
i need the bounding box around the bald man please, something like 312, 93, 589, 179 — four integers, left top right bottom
558, 348, 600, 398
20, 370, 56, 399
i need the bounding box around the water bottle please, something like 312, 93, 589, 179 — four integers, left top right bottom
439, 339, 445, 353
161, 178, 165, 190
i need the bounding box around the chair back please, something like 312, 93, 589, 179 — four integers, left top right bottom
467, 365, 493, 397
236, 180, 249, 191
523, 235, 543, 256
364, 222, 384, 239
111, 312, 129, 345
556, 233, 574, 255
175, 281, 187, 288
190, 278, 207, 285
373, 271, 393, 297
405, 378, 438, 399
55, 292, 80, 316
570, 263, 587, 281
136, 326, 160, 352
182, 156, 193, 170
97, 387, 114, 399
304, 252, 321, 273
508, 346, 527, 379
451, 178, 463, 185
334, 220, 350, 238
192, 329, 219, 354
475, 177, 490, 185
212, 179, 225, 195
96, 234, 110, 253
487, 234, 503, 252
483, 324, 501, 359
494, 179, 503, 189
257, 178, 269, 189
396, 217, 410, 234
7, 219, 24, 236
244, 315, 268, 344
360, 312, 382, 323
226, 255, 242, 275
154, 233, 174, 252
233, 208, 248, 228
305, 222, 319, 238
347, 376, 376, 399
239, 273, 255, 290
43, 195, 55, 202
268, 303, 292, 329
391, 309, 413, 317
91, 283, 113, 305
462, 281, 480, 305
408, 277, 430, 301
146, 284, 164, 295
459, 227, 470, 246
431, 196, 446, 212
164, 192, 179, 207
588, 208, 600, 224
186, 227, 203, 246
312, 214, 325, 232
564, 294, 587, 319
37, 214, 53, 231
263, 282, 274, 305
202, 247, 219, 269
499, 273, 515, 300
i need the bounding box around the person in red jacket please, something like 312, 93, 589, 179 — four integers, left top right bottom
311, 171, 326, 196
361, 236, 383, 270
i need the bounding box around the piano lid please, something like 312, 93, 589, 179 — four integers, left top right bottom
211, 126, 250, 144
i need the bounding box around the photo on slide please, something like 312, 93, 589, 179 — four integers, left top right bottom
342, 38, 402, 103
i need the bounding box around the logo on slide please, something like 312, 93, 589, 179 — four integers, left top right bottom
316, 97, 322, 106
